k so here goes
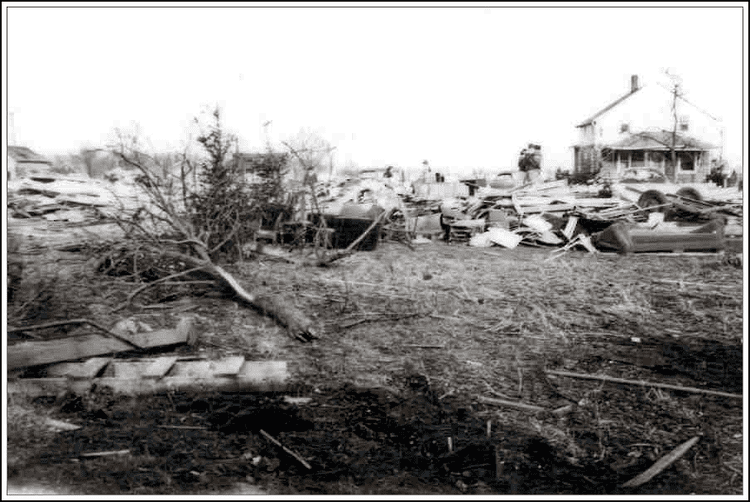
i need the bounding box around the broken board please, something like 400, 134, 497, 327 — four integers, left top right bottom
9, 359, 290, 397
46, 357, 111, 379
8, 318, 196, 370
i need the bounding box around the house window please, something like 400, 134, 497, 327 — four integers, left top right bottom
631, 151, 645, 168
679, 152, 695, 171
620, 123, 630, 133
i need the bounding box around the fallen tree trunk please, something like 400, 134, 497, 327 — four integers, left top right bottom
159, 250, 318, 342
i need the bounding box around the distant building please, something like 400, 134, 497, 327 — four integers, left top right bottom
573, 75, 723, 182
7, 145, 53, 180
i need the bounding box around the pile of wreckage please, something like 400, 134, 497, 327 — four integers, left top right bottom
8, 172, 141, 224
294, 175, 742, 256
9, 170, 743, 257
418, 179, 743, 255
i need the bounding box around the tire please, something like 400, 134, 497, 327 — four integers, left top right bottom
676, 187, 703, 201
637, 189, 669, 210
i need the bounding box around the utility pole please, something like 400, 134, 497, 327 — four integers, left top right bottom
664, 69, 683, 183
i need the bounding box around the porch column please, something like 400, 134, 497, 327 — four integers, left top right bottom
615, 151, 620, 174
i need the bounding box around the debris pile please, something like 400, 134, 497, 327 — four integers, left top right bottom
8, 168, 742, 258
8, 175, 141, 224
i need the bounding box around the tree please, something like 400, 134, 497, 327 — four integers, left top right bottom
282, 128, 337, 184
105, 106, 318, 342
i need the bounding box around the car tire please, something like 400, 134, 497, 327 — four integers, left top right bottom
676, 187, 703, 201
637, 189, 669, 211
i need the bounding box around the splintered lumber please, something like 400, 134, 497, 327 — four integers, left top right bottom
260, 429, 313, 470
546, 370, 742, 399
8, 318, 143, 349
169, 356, 246, 378
620, 436, 700, 488
46, 357, 111, 379
7, 318, 195, 370
562, 216, 579, 240
517, 203, 576, 214
578, 234, 598, 253
9, 335, 135, 370
141, 356, 179, 379
8, 361, 291, 397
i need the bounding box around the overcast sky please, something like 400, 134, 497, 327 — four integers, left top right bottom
5, 2, 746, 176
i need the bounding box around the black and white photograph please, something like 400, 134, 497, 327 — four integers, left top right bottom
3, 1, 747, 497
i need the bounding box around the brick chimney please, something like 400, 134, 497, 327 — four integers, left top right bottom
631, 74, 640, 93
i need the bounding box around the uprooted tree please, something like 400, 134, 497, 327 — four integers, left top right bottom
103, 107, 318, 341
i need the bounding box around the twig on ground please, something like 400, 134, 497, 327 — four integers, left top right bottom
156, 425, 207, 430
340, 312, 424, 329
115, 265, 206, 311
477, 395, 547, 413
80, 450, 130, 458
547, 370, 742, 400
259, 429, 312, 470
620, 436, 700, 488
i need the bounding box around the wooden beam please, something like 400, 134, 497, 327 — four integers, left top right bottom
9, 335, 134, 370
46, 357, 111, 379
141, 356, 179, 379
7, 318, 196, 370
8, 361, 290, 397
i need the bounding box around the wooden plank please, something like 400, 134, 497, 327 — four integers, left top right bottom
112, 361, 152, 379
578, 234, 598, 254
211, 356, 246, 377
169, 356, 247, 378
517, 204, 576, 214
141, 356, 179, 379
8, 334, 133, 370
46, 357, 111, 379
7, 318, 196, 370
8, 361, 291, 397
562, 216, 578, 240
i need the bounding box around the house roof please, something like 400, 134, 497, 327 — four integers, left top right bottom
605, 130, 716, 151
576, 88, 642, 128
8, 145, 53, 164
235, 152, 287, 160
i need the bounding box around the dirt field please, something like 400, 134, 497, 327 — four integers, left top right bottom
5, 223, 745, 496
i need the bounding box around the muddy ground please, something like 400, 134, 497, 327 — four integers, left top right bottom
5, 219, 745, 496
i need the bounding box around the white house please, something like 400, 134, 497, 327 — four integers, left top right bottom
573, 75, 724, 183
